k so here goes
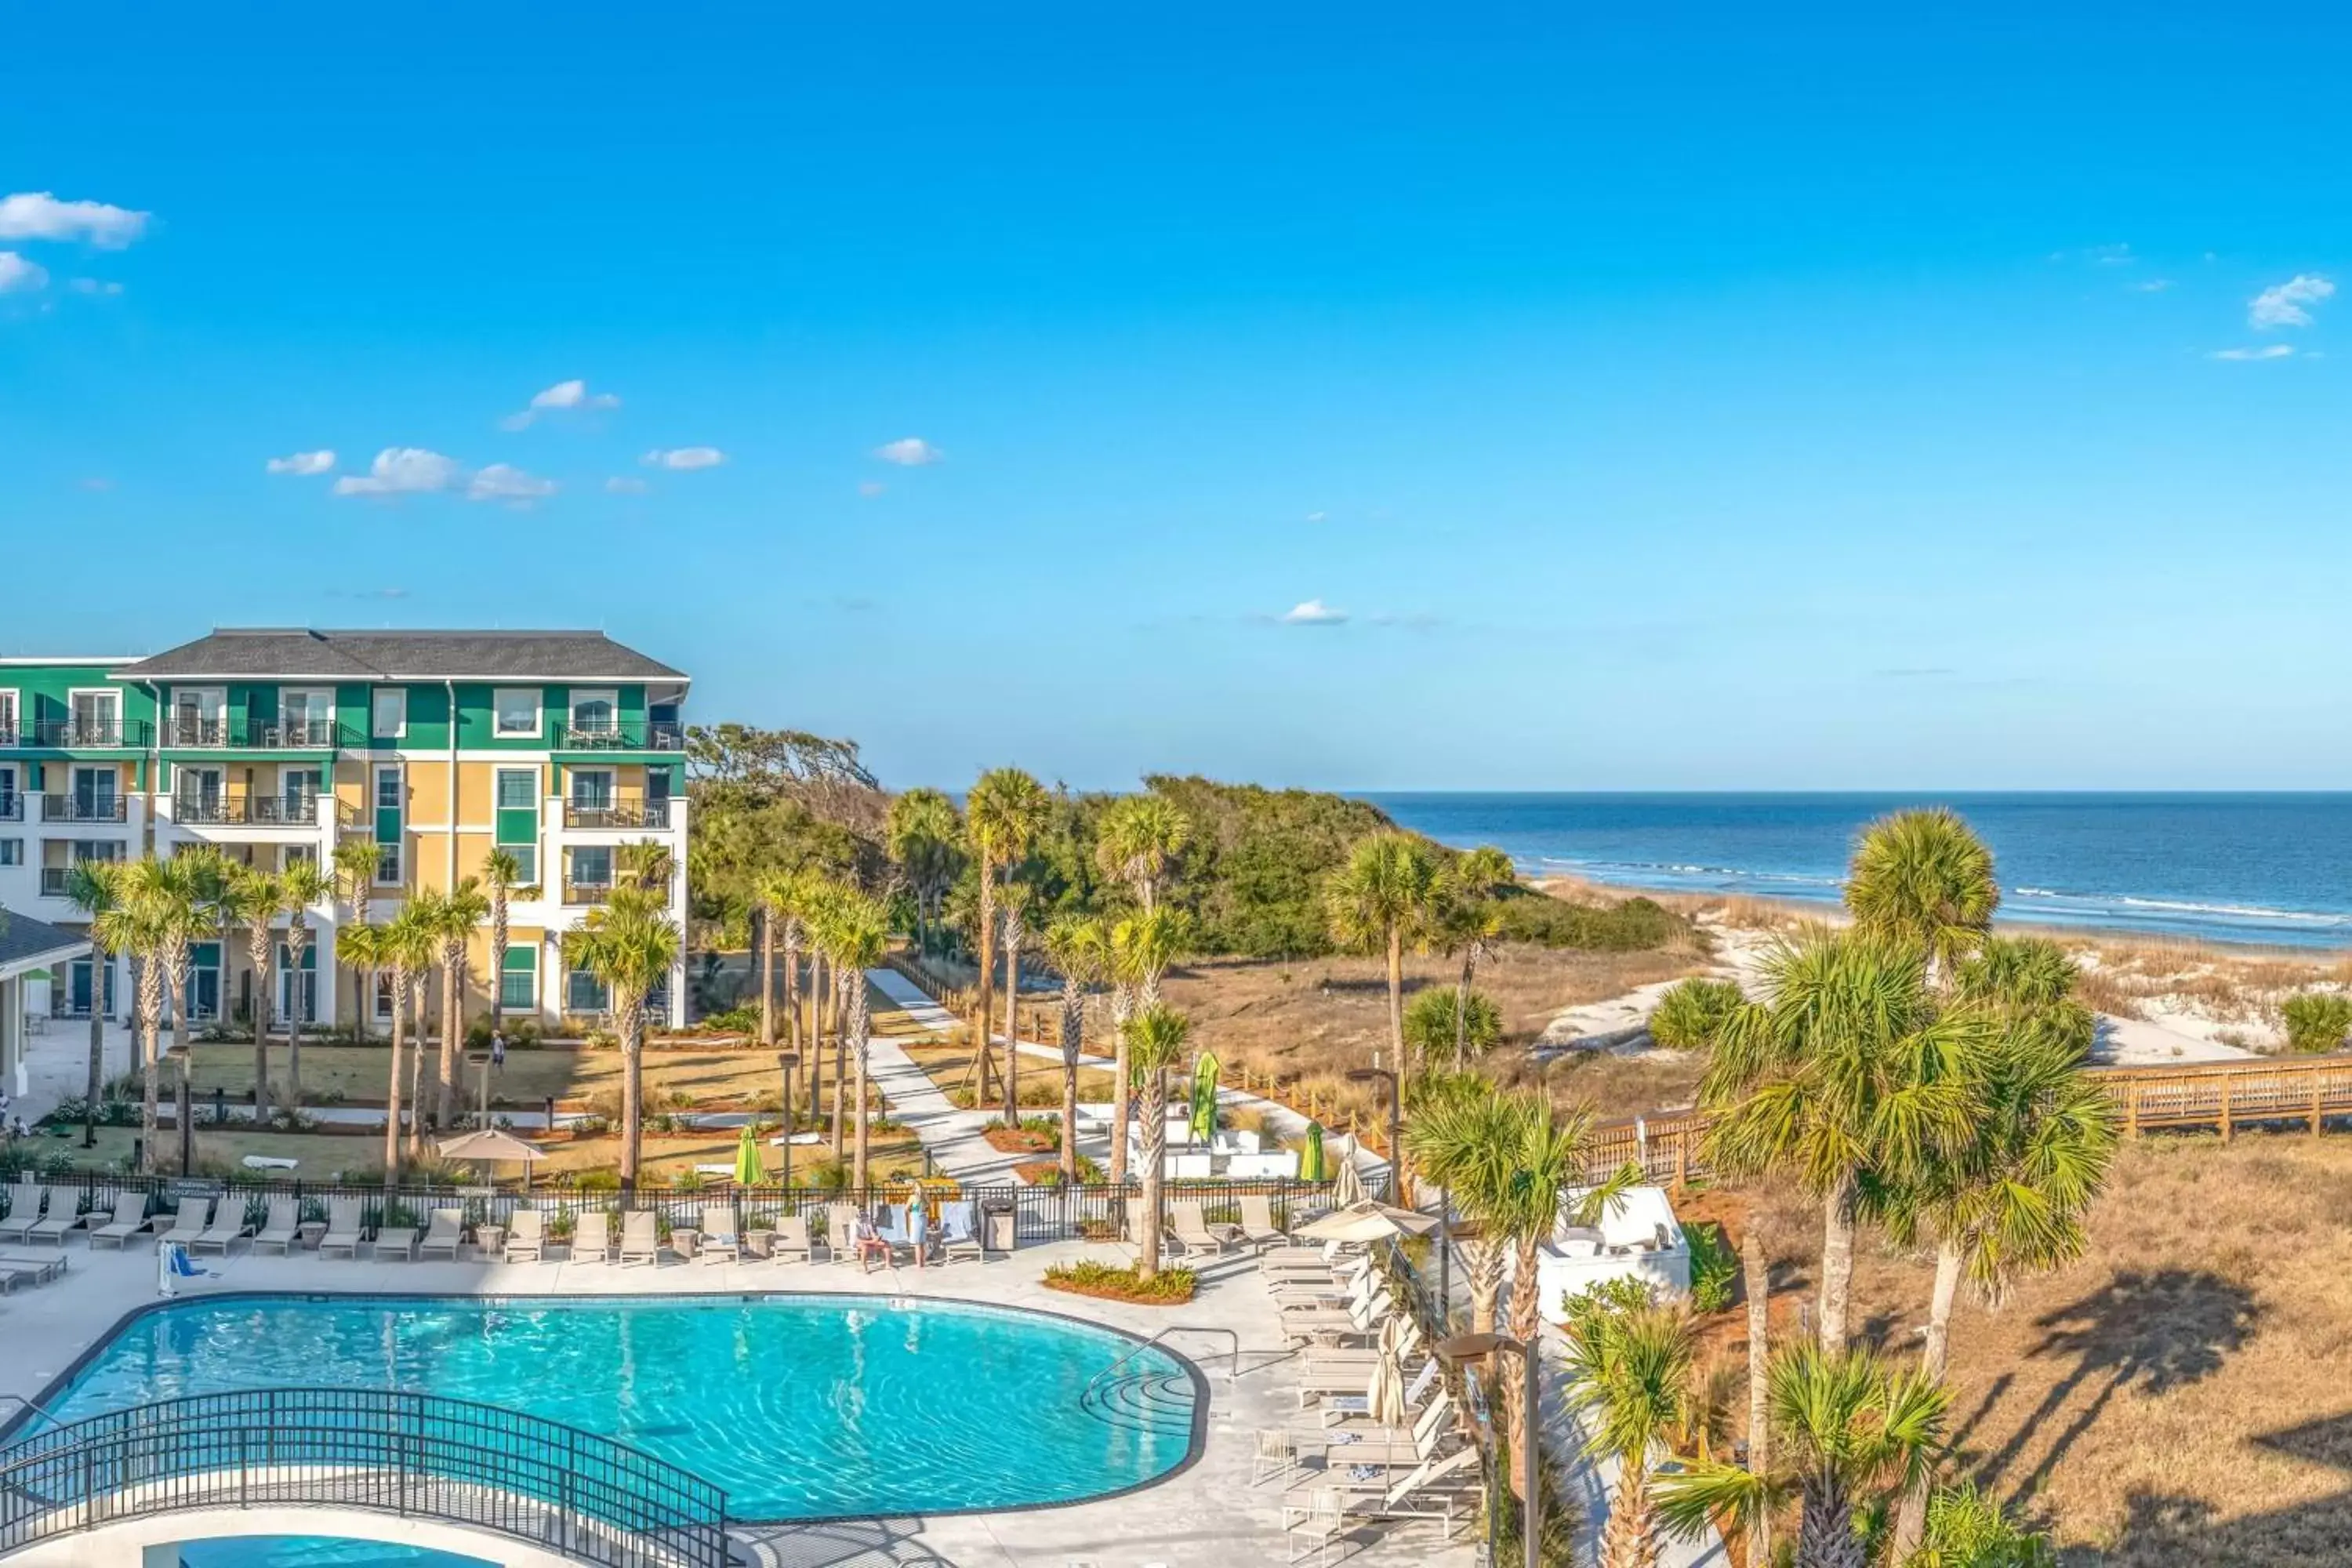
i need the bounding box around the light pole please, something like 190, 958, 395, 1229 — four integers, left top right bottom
1345, 1060, 1403, 1204
1436, 1330, 1540, 1568
776, 1052, 800, 1192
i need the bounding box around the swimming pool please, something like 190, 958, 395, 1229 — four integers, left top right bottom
42, 1294, 1200, 1520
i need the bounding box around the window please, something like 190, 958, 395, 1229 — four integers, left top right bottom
501, 946, 539, 1011
69, 689, 119, 746
372, 687, 407, 740
372, 971, 396, 1022
567, 968, 609, 1014
570, 769, 615, 810
281, 845, 317, 870
375, 769, 403, 811
568, 845, 612, 887
0, 689, 16, 742
373, 764, 405, 886
493, 688, 541, 737
280, 688, 333, 746
169, 687, 225, 746
376, 841, 402, 884
504, 844, 538, 885
569, 689, 618, 735
0, 765, 15, 816
0, 840, 20, 866
495, 769, 537, 810
71, 840, 125, 865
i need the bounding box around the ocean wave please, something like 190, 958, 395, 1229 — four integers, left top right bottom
2009, 886, 2352, 927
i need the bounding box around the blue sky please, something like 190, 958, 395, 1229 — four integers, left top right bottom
6, 3, 2351, 793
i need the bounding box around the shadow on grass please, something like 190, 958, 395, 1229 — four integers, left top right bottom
2069, 1411, 2352, 1567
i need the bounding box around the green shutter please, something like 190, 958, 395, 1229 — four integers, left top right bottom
502, 947, 535, 974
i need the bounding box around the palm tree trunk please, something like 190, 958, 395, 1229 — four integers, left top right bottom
1454, 950, 1475, 1067
1138, 1071, 1168, 1279
851, 983, 873, 1193
619, 996, 644, 1191
1108, 987, 1134, 1188
1799, 1475, 1868, 1568
1601, 1457, 1658, 1568
136, 959, 162, 1174
974, 870, 996, 1094
437, 955, 462, 1127
408, 979, 427, 1155
1059, 980, 1083, 1185
249, 931, 274, 1120
1461, 1237, 1503, 1336
1819, 1175, 1858, 1352
1385, 924, 1405, 1069
758, 907, 775, 1047
1892, 1239, 1969, 1560
83, 939, 105, 1148
1506, 1235, 1544, 1501
383, 979, 405, 1185
829, 971, 847, 1163
1000, 911, 1022, 1129
1742, 1229, 1775, 1563
782, 924, 801, 1058
284, 935, 305, 1111
169, 949, 192, 1171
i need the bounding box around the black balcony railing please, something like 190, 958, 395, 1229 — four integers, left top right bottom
564, 800, 673, 830
42, 794, 127, 823
0, 1387, 731, 1567
160, 717, 229, 746
28, 720, 151, 749
555, 720, 686, 752
173, 793, 325, 826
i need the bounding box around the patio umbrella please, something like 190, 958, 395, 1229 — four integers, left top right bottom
1301, 1122, 1327, 1182
1367, 1312, 1410, 1428
1298, 1199, 1442, 1244
1186, 1053, 1220, 1146
436, 1128, 543, 1166
732, 1124, 764, 1186
1330, 1141, 1367, 1207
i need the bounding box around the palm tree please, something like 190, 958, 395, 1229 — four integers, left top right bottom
1094, 793, 1191, 913
1123, 1003, 1191, 1280
997, 886, 1032, 1130
484, 848, 527, 1039
336, 922, 391, 1176
1105, 907, 1185, 1187
62, 858, 122, 1148
1844, 808, 1998, 990
1702, 929, 1986, 1352
967, 768, 1051, 1122
1044, 915, 1111, 1185
1406, 1077, 1516, 1337
1564, 1301, 1702, 1568
382, 906, 440, 1167
1323, 832, 1441, 1074
332, 836, 383, 1038
223, 866, 285, 1120
563, 886, 681, 1191
886, 787, 964, 955
1657, 1345, 1949, 1568
123, 851, 223, 1167
1436, 846, 1513, 1065
813, 890, 891, 1191
430, 876, 491, 1124
91, 879, 169, 1173
278, 856, 334, 1112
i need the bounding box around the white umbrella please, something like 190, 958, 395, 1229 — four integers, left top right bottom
436, 1128, 544, 1165
1367, 1313, 1410, 1428
1298, 1199, 1440, 1244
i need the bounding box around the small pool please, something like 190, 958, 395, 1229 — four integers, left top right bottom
43, 1294, 1200, 1520
179, 1539, 491, 1567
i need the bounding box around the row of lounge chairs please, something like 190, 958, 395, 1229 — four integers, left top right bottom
1166, 1194, 1290, 1259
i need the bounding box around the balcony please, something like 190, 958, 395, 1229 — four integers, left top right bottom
0, 795, 20, 822
161, 717, 339, 750
42, 794, 127, 823
173, 793, 330, 826
563, 881, 614, 906
27, 720, 151, 749
563, 800, 673, 830
554, 720, 686, 752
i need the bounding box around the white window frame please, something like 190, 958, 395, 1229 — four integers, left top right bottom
494, 767, 539, 811
372, 686, 408, 740
372, 764, 405, 887
567, 844, 613, 891
0, 840, 20, 866
500, 946, 539, 1012
68, 688, 119, 742
0, 689, 16, 742
279, 686, 334, 744
169, 686, 227, 746
568, 688, 619, 735
372, 970, 397, 1023
505, 844, 539, 886
492, 688, 542, 737
570, 768, 615, 809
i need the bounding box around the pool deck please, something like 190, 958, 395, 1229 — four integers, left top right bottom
0, 1236, 1479, 1568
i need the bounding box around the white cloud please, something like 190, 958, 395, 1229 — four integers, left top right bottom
1305, 510, 1328, 523
858, 481, 887, 497
873, 437, 943, 466
0, 252, 49, 293
2250, 274, 2334, 329
67, 277, 122, 296
2209, 345, 2296, 361
500, 378, 621, 430
333, 448, 463, 496
0, 191, 150, 248
604, 476, 649, 494
2129, 279, 2174, 292
1280, 598, 1348, 626
266, 449, 336, 476
642, 447, 724, 470
467, 463, 557, 503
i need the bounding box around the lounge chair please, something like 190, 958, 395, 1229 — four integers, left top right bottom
416, 1208, 464, 1261
699, 1206, 741, 1264
938, 1201, 983, 1264
1295, 1392, 1461, 1475
0, 1182, 39, 1244
87, 1193, 151, 1249
505, 1209, 546, 1263
1272, 1254, 1374, 1305
157, 1198, 212, 1250
571, 1210, 614, 1262
1363, 1445, 1483, 1534
29, 1188, 85, 1246
251, 1198, 302, 1254
874, 1203, 915, 1262
772, 1214, 817, 1264
824, 1203, 861, 1265
373, 1216, 421, 1261
1239, 1193, 1289, 1249
1169, 1200, 1243, 1259
318, 1198, 365, 1258
618, 1209, 661, 1266
0, 1252, 68, 1287
191, 1200, 256, 1254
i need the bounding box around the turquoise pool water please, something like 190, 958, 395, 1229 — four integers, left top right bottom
47, 1294, 1198, 1520
179, 1539, 489, 1567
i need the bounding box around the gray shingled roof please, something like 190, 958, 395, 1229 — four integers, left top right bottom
129, 630, 687, 682
0, 908, 86, 971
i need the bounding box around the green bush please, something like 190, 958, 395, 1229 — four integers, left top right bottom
1043, 1259, 1198, 1304
2281, 991, 2352, 1054
1403, 985, 1503, 1061
1684, 1220, 1737, 1314
1649, 978, 1745, 1051
1494, 891, 1688, 952
1920, 1483, 2058, 1567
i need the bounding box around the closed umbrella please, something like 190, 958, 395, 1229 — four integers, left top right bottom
1367, 1312, 1410, 1428
1301, 1122, 1327, 1183
732, 1123, 763, 1186
1331, 1140, 1367, 1207
1187, 1053, 1221, 1146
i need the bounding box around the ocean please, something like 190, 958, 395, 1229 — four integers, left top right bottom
1365, 793, 2352, 950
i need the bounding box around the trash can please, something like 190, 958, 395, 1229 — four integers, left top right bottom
982, 1198, 1017, 1254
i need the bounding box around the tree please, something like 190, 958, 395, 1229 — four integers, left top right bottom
122, 851, 223, 1165
278, 856, 334, 1112
1105, 906, 1185, 1187
2282, 991, 2352, 1054
430, 876, 491, 1124
1563, 1300, 1702, 1568
1649, 977, 1746, 1052
967, 768, 1051, 1118
336, 922, 390, 1173
1323, 832, 1440, 1074
90, 877, 169, 1174
1044, 915, 1112, 1185
1123, 1003, 1191, 1279
997, 887, 1032, 1130
61, 858, 121, 1149
1844, 808, 1998, 990
1702, 930, 1985, 1352
812, 889, 890, 1191
1094, 793, 1192, 913
1656, 1345, 1949, 1568
1406, 1077, 1515, 1338
1402, 985, 1501, 1064
484, 848, 528, 1039
563, 887, 681, 1190
222, 867, 285, 1119
332, 837, 383, 1039
886, 787, 964, 954
380, 906, 440, 1171
1434, 845, 1513, 1065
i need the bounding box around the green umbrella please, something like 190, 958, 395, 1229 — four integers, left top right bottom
1301, 1121, 1327, 1183
1187, 1052, 1221, 1145
732, 1123, 764, 1186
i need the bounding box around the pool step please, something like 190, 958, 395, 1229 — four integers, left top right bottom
1078, 1367, 1196, 1438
